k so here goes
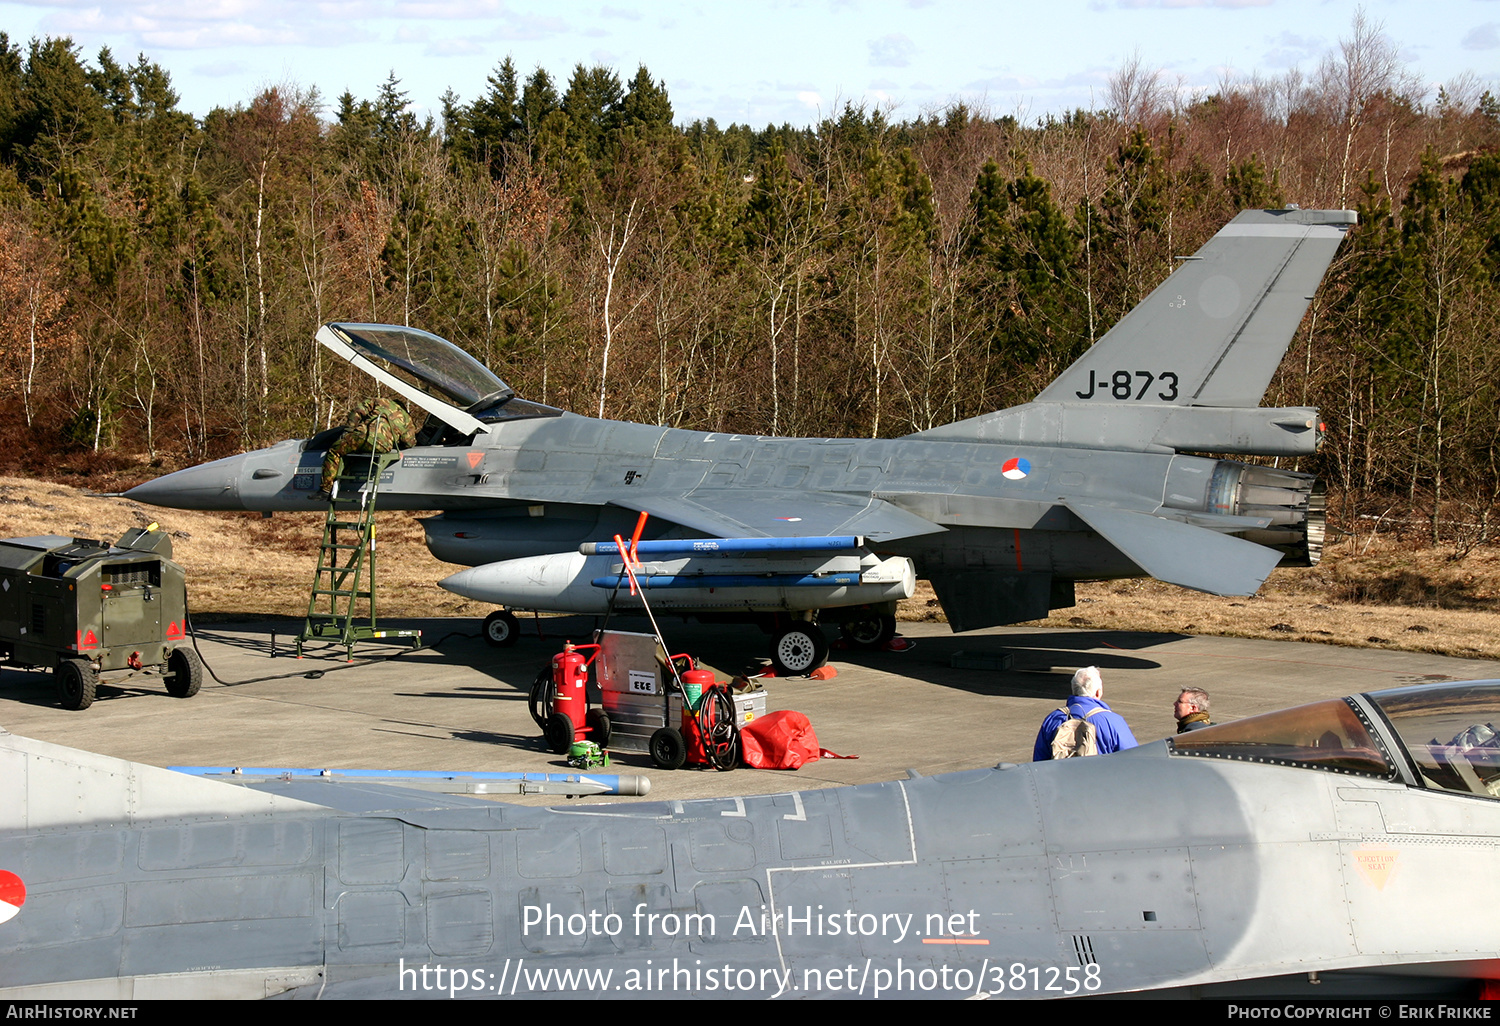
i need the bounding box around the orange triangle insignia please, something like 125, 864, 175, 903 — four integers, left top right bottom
467, 451, 483, 469
1352, 848, 1398, 890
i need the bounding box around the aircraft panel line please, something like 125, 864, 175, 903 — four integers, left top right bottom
763, 780, 917, 988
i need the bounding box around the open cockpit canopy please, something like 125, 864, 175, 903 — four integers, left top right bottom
1171, 679, 1500, 799
315, 323, 562, 439
323, 323, 512, 409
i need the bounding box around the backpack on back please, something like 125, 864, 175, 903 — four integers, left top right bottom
1050, 705, 1104, 759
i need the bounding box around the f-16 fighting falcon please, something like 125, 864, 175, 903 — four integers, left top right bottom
125, 208, 1354, 672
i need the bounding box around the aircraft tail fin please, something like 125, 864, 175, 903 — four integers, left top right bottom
1036, 207, 1355, 408
910, 208, 1353, 452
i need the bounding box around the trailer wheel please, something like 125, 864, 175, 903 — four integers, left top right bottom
649, 727, 687, 770
165, 647, 203, 698
586, 708, 612, 749
842, 614, 897, 650
771, 621, 828, 676
544, 712, 575, 754
56, 659, 97, 711
482, 610, 520, 647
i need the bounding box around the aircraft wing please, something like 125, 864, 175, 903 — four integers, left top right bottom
1065, 500, 1282, 596
611, 490, 946, 544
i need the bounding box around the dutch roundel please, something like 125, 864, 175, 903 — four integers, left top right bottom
0, 871, 24, 924
1002, 457, 1030, 480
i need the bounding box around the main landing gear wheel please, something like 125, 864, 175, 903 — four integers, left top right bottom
544, 712, 575, 754
164, 646, 203, 698
771, 620, 828, 676
482, 610, 520, 647
841, 614, 897, 650
649, 726, 687, 770
56, 658, 97, 711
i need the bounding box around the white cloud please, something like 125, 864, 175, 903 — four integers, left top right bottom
868, 33, 916, 68
1464, 24, 1500, 50
428, 37, 484, 56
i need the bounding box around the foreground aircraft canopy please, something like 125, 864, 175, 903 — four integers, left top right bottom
126, 208, 1354, 666
5, 679, 1500, 998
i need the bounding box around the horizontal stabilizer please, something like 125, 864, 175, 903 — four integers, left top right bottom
1066, 501, 1281, 596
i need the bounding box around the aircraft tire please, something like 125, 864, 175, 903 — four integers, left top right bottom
544, 712, 576, 754
528, 665, 554, 730
771, 621, 828, 676
482, 610, 520, 647
841, 614, 897, 650
56, 659, 97, 711
586, 708, 612, 749
165, 646, 203, 698
649, 727, 687, 770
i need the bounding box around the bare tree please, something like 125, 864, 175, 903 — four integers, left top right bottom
0, 212, 70, 427
1108, 50, 1167, 129
1319, 8, 1421, 206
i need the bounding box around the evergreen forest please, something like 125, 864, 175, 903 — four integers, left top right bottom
1, 19, 1499, 546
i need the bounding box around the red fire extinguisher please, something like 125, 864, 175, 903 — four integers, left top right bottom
544, 641, 599, 754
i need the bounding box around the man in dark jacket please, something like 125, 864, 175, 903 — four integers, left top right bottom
1174, 688, 1212, 733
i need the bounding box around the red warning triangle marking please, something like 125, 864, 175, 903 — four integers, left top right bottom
165, 621, 184, 640
0, 870, 25, 924
80, 629, 99, 649
466, 451, 483, 469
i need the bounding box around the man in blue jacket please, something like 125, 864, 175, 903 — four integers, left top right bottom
1033, 666, 1139, 761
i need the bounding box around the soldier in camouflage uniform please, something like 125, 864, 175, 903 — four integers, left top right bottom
319, 396, 419, 497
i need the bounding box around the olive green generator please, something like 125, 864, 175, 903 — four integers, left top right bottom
0, 526, 202, 710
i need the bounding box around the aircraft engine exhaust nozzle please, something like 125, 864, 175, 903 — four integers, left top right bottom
1213, 463, 1326, 567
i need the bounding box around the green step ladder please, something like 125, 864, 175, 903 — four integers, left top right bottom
297, 450, 422, 659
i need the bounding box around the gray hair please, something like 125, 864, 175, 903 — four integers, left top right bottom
1179, 687, 1210, 713
1070, 666, 1103, 697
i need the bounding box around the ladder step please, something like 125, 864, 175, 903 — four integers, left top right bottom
302, 452, 400, 655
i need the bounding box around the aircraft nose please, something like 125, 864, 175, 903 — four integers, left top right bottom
125, 455, 246, 510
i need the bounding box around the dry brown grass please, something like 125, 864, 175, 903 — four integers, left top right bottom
897, 536, 1500, 660
0, 476, 492, 622
3, 474, 1498, 658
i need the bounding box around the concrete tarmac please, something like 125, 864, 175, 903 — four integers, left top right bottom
2, 616, 1496, 804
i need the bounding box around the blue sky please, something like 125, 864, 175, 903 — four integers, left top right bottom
0, 0, 1495, 126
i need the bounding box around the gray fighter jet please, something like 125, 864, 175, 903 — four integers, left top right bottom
125, 208, 1353, 672
3, 678, 1498, 999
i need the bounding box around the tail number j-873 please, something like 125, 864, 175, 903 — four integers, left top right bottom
1074, 370, 1179, 401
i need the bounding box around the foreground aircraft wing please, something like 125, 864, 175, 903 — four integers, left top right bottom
1065, 500, 1282, 596
614, 490, 946, 545
1038, 208, 1356, 408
